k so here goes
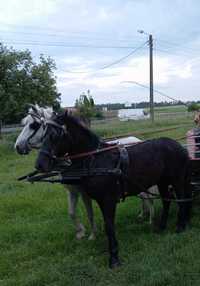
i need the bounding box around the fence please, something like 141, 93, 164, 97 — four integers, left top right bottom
92, 111, 194, 127
0, 124, 22, 134
0, 111, 195, 134
155, 111, 193, 120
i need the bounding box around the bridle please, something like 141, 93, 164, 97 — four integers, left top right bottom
26, 113, 46, 148
25, 107, 65, 146
38, 118, 71, 165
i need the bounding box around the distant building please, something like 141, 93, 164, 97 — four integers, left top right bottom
124, 102, 132, 108
118, 108, 150, 121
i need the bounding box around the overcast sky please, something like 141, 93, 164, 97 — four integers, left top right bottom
1, 0, 200, 106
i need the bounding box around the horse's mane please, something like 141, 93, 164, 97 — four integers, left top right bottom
61, 112, 101, 151
22, 104, 53, 125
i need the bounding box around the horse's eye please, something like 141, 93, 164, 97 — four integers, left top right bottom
29, 121, 40, 130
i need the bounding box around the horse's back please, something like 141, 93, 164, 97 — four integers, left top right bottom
126, 137, 189, 192
128, 137, 188, 163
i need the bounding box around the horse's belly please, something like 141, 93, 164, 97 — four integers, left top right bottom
127, 158, 165, 193
83, 176, 120, 199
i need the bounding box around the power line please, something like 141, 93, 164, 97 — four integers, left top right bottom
59, 41, 148, 74
0, 29, 145, 44
2, 39, 138, 49
155, 39, 200, 55
0, 22, 145, 42
98, 41, 148, 70
154, 47, 194, 58
122, 80, 188, 107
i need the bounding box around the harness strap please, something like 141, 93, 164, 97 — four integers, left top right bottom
45, 119, 65, 130
116, 147, 130, 201
64, 144, 119, 160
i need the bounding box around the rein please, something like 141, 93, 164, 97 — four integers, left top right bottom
64, 144, 120, 160
64, 141, 141, 161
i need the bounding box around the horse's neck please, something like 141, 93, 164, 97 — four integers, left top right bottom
66, 119, 100, 154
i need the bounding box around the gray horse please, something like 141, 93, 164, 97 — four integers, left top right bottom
15, 105, 96, 239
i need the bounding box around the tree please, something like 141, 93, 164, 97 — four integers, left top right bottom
0, 43, 61, 123
75, 90, 97, 124
187, 103, 200, 112
75, 90, 104, 124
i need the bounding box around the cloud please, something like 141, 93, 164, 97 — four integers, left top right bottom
0, 0, 62, 25
1, 0, 200, 105
57, 54, 193, 90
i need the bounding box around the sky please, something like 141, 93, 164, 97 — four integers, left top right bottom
1, 0, 200, 106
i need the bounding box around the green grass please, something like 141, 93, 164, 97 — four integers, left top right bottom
1, 117, 200, 285
154, 105, 188, 113
93, 116, 193, 141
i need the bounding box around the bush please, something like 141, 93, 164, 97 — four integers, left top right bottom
94, 110, 104, 120
188, 103, 200, 112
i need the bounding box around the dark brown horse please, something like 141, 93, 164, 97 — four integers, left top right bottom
35, 111, 192, 268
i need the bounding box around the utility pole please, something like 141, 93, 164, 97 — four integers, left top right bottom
138, 30, 154, 123
149, 34, 154, 123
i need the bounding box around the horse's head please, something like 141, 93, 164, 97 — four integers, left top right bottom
15, 104, 53, 154
35, 112, 71, 172
35, 111, 100, 172
194, 111, 200, 126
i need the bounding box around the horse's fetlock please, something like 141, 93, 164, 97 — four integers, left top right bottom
109, 256, 121, 269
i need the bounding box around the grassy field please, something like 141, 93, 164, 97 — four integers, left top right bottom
154, 105, 188, 113
1, 116, 200, 286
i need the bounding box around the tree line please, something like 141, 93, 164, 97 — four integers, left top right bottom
0, 43, 61, 124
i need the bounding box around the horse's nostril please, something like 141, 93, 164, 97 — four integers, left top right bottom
16, 144, 24, 154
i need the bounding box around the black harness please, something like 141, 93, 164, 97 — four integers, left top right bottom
19, 145, 130, 200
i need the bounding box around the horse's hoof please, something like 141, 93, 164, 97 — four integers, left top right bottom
109, 258, 121, 269
88, 233, 96, 240
76, 230, 85, 239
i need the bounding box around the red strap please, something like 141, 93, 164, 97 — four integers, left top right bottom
64, 141, 141, 161
64, 145, 119, 160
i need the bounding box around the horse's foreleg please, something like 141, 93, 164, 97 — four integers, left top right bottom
98, 196, 120, 268
81, 191, 97, 240
66, 185, 86, 239
158, 184, 171, 231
